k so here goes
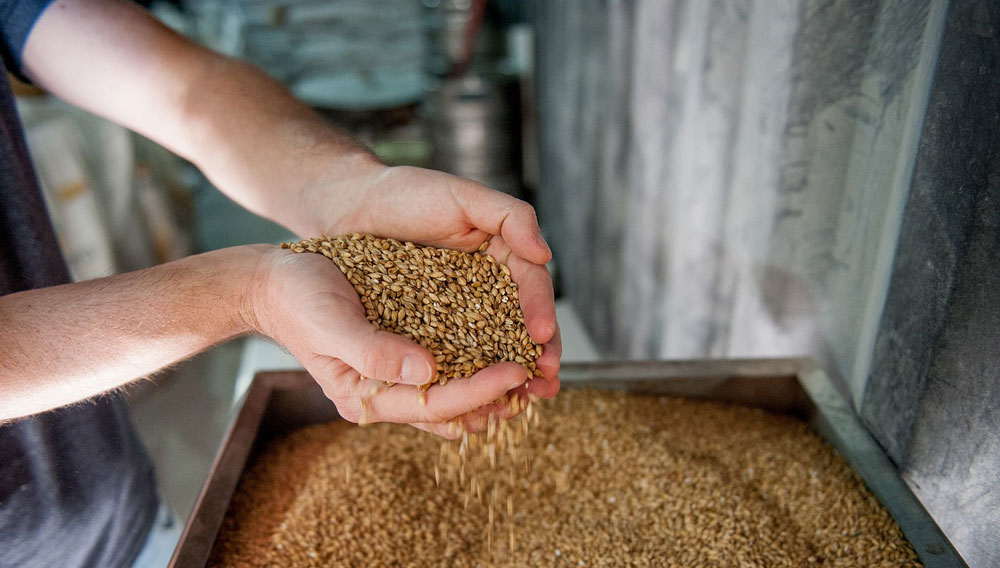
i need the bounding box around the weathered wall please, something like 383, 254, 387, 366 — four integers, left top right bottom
535, 0, 942, 404
862, 2, 1000, 565
535, 1, 998, 565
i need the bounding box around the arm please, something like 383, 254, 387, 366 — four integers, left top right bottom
17, 0, 561, 423
21, 0, 557, 262
22, 0, 367, 237
0, 245, 525, 428
0, 246, 258, 420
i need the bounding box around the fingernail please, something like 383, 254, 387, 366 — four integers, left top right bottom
402, 355, 432, 383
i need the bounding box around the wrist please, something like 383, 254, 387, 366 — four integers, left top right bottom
173, 244, 281, 339
296, 152, 388, 237
235, 244, 290, 337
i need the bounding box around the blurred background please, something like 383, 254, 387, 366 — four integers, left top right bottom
12, 1, 997, 566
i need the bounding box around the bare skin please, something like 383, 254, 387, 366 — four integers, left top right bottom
0, 0, 561, 433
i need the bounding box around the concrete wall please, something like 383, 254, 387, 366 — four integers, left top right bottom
535, 0, 942, 405
862, 2, 1000, 564
534, 1, 997, 565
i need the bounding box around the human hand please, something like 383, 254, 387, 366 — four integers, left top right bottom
248, 246, 547, 438
299, 163, 562, 403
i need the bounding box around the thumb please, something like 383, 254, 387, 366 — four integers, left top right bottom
327, 307, 437, 385
457, 184, 552, 265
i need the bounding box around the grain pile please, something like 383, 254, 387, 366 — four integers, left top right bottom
282, 233, 542, 387
209, 389, 922, 567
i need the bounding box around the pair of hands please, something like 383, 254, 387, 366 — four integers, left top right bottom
249, 163, 561, 438
16, 0, 556, 430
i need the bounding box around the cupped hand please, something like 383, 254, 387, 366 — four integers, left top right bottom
303, 164, 562, 394
249, 247, 537, 436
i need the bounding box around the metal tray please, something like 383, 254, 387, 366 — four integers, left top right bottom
169, 359, 967, 567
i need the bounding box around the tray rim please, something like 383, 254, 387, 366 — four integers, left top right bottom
168, 358, 967, 568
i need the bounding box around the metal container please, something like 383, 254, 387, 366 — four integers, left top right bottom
427, 75, 523, 198
169, 359, 967, 567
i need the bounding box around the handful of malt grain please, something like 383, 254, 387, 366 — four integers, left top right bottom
282, 233, 543, 389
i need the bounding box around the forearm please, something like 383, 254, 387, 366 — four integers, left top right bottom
177, 55, 380, 235
0, 246, 265, 420
22, 0, 377, 236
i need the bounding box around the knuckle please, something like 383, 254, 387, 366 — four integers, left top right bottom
512, 199, 536, 219
317, 373, 354, 402
317, 380, 342, 402
336, 401, 362, 423
425, 402, 455, 424
359, 334, 394, 381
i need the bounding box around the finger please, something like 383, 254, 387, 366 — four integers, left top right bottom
496, 375, 558, 409
526, 373, 560, 399
295, 351, 370, 415
321, 302, 437, 386
410, 415, 489, 440
410, 421, 462, 439
412, 390, 531, 439
456, 183, 551, 265
453, 392, 527, 429
484, 236, 557, 345
535, 324, 562, 383
507, 255, 557, 344
361, 362, 528, 423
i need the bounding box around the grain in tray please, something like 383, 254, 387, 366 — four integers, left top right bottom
247, 234, 920, 566
209, 389, 922, 568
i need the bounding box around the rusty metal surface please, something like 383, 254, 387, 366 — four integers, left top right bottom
169, 359, 966, 568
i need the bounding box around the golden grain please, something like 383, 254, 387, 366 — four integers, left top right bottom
209, 389, 922, 567
282, 234, 542, 388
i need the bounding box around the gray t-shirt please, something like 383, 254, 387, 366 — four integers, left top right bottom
0, 2, 159, 566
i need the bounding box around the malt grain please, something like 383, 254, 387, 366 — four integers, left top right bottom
282, 234, 542, 389
209, 389, 922, 567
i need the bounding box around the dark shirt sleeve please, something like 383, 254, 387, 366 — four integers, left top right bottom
0, 0, 56, 79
